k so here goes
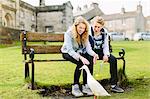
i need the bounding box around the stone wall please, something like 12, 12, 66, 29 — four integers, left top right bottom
0, 26, 21, 44
37, 11, 64, 32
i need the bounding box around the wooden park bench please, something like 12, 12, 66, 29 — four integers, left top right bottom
20, 31, 126, 90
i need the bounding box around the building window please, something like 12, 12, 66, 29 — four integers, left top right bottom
61, 19, 65, 24
5, 13, 13, 27
108, 21, 113, 28
137, 28, 140, 32
21, 25, 25, 30
31, 25, 35, 32
31, 14, 35, 21
20, 22, 25, 30
45, 26, 54, 33
20, 10, 25, 18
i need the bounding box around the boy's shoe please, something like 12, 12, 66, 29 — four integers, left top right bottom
72, 84, 83, 97
82, 84, 93, 95
111, 85, 124, 93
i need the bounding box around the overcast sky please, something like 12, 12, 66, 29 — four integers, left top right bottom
22, 0, 150, 17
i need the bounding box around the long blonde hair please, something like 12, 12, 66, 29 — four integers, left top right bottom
72, 16, 89, 45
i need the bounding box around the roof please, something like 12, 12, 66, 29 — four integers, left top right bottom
102, 11, 138, 21
20, 0, 36, 11
73, 6, 104, 21
36, 1, 73, 12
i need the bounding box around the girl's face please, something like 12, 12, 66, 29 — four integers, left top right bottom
93, 22, 103, 33
76, 23, 86, 35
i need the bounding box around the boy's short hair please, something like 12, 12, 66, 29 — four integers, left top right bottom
91, 16, 105, 26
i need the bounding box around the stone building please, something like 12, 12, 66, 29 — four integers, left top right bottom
145, 16, 150, 32
103, 4, 145, 39
0, 0, 73, 33
0, 0, 149, 40
74, 2, 149, 40
0, 0, 19, 28
0, 0, 36, 31
74, 3, 104, 21
19, 1, 36, 31
36, 1, 73, 33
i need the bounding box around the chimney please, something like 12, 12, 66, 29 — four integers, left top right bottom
83, 5, 88, 9
77, 6, 81, 11
39, 0, 45, 7
121, 7, 125, 14
90, 2, 99, 8
137, 2, 142, 13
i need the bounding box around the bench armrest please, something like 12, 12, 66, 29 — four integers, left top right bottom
119, 48, 125, 57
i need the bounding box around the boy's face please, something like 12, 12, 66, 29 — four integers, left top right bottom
92, 22, 103, 33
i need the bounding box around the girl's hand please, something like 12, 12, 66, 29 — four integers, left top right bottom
80, 56, 90, 65
93, 54, 99, 64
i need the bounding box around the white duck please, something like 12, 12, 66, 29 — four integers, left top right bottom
80, 65, 111, 99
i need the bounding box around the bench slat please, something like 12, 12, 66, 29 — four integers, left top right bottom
27, 59, 67, 63
20, 32, 64, 42
25, 45, 62, 54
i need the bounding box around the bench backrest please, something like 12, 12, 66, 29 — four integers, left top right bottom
20, 31, 64, 55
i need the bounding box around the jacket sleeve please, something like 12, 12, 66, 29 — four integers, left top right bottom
103, 29, 110, 56
85, 40, 96, 57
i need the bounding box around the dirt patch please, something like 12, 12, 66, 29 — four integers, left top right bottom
34, 79, 129, 98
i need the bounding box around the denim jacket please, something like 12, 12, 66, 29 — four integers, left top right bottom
61, 27, 96, 61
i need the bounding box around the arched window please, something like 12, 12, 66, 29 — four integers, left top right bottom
4, 13, 13, 27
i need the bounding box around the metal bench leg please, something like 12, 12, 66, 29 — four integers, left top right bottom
122, 58, 126, 75
25, 62, 29, 79
31, 61, 34, 90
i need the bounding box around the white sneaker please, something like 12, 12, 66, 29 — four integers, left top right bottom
82, 84, 93, 95
111, 85, 124, 93
72, 84, 83, 97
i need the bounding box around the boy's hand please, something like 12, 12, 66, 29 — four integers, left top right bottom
103, 55, 109, 62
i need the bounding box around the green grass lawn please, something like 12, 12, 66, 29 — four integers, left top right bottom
0, 41, 150, 99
